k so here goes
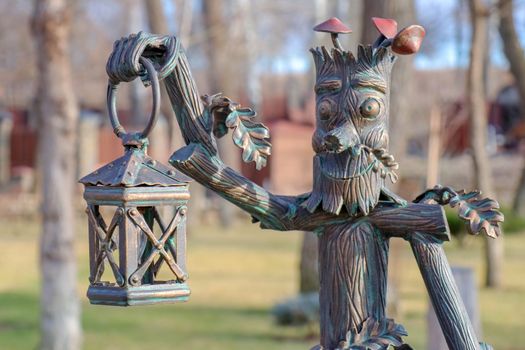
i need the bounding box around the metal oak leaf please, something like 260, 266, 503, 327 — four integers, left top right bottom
224, 108, 271, 170
201, 93, 237, 138
337, 317, 407, 350
479, 342, 494, 350
367, 147, 399, 183
449, 190, 504, 239
202, 93, 271, 170
413, 186, 503, 239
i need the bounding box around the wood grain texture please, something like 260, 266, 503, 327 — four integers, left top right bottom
319, 221, 389, 348
410, 232, 479, 350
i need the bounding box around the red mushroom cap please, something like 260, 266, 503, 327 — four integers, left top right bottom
392, 25, 426, 55
371, 17, 398, 39
313, 17, 352, 34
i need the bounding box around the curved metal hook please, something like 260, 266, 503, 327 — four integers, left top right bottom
107, 56, 160, 141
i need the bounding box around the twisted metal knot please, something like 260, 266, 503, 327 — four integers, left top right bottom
105, 31, 182, 86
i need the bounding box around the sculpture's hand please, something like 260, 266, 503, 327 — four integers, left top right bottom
413, 185, 457, 205
105, 31, 216, 153
106, 32, 178, 85
414, 185, 503, 238
201, 93, 272, 170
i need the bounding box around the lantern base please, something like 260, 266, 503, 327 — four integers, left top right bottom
87, 283, 190, 306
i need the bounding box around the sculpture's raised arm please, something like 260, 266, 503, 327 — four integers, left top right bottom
106, 33, 294, 230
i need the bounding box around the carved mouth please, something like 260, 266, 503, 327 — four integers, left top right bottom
317, 145, 399, 183
317, 148, 376, 180
304, 150, 384, 216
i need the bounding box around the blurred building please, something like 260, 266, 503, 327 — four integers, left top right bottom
4, 66, 522, 195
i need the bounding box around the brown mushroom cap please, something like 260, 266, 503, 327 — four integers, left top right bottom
392, 25, 426, 55
371, 17, 398, 39
313, 17, 352, 34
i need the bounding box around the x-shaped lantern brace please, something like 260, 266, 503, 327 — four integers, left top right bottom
151, 208, 182, 277
86, 206, 125, 286
128, 207, 188, 286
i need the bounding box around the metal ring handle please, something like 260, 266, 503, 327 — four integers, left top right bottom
107, 57, 160, 140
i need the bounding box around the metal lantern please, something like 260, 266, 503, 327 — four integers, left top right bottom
79, 57, 191, 306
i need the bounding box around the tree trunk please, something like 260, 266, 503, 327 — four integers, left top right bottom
237, 0, 261, 112
31, 1, 81, 349
128, 0, 147, 127
202, 0, 240, 227
385, 0, 415, 166
360, 0, 387, 45
145, 0, 206, 231
360, 0, 416, 316
467, 0, 503, 288
174, 0, 193, 47
497, 0, 525, 104
145, 0, 184, 150
360, 0, 415, 169
512, 167, 525, 216
498, 0, 525, 215
299, 232, 319, 293
318, 222, 389, 349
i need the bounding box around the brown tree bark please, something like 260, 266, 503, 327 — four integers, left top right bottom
498, 0, 525, 215
386, 0, 416, 165
296, 0, 330, 295
202, 0, 240, 227
361, 0, 387, 46
299, 232, 319, 293
31, 0, 81, 349
467, 0, 503, 288
498, 0, 525, 104
360, 0, 415, 168
145, 0, 207, 230
359, 0, 416, 316
145, 0, 184, 150
174, 0, 193, 46
127, 1, 149, 128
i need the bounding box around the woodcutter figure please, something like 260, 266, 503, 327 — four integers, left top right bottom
101, 16, 503, 350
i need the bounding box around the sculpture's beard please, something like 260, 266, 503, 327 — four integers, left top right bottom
302, 149, 384, 216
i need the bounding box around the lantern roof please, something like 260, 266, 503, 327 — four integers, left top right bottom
80, 148, 190, 187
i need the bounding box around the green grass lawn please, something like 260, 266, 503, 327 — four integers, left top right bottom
0, 215, 524, 349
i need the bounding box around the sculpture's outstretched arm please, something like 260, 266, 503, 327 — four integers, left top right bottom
172, 142, 450, 237
170, 142, 293, 230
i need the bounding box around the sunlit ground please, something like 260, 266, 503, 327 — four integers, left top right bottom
0, 214, 523, 349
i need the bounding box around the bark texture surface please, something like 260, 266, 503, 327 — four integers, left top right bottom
498, 0, 525, 215
319, 221, 389, 348
467, 0, 503, 288
32, 0, 81, 348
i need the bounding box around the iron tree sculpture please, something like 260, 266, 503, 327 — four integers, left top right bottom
104, 17, 502, 350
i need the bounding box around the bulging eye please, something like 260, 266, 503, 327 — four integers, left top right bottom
318, 100, 334, 120
360, 98, 380, 119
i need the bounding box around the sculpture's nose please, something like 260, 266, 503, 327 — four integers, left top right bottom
324, 134, 344, 153
322, 123, 359, 154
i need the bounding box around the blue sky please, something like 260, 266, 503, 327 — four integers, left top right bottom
414, 0, 525, 69
156, 0, 525, 73
281, 0, 525, 72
